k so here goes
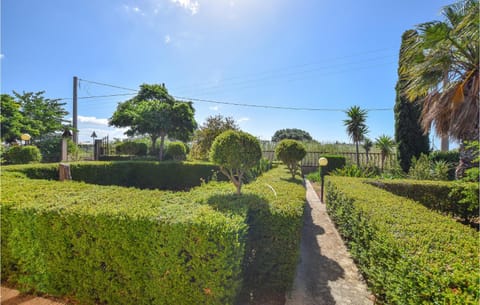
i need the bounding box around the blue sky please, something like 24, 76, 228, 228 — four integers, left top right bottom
2, 0, 453, 146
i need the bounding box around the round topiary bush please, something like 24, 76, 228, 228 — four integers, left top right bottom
275, 139, 306, 178
210, 130, 262, 194
165, 142, 187, 161
4, 145, 42, 164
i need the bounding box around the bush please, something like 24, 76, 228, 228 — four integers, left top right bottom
274, 139, 306, 179
165, 142, 187, 161
115, 141, 148, 156
210, 130, 262, 195
409, 153, 450, 181
326, 176, 479, 304
4, 145, 42, 164
430, 150, 459, 180
320, 154, 346, 174
369, 179, 479, 222
1, 165, 305, 305
35, 135, 78, 162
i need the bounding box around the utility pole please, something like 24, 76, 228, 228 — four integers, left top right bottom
73, 76, 78, 144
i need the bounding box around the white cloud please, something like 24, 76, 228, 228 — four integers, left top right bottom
171, 0, 199, 15
0, 53, 4, 59
164, 35, 171, 44
78, 116, 109, 126
209, 106, 219, 111
133, 6, 141, 12
237, 117, 250, 123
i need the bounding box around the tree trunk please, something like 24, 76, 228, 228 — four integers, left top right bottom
159, 134, 166, 161
441, 135, 449, 152
381, 154, 385, 172
355, 141, 360, 167
366, 150, 370, 163
150, 136, 158, 156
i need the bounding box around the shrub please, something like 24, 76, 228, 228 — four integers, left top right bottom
4, 145, 42, 164
409, 153, 450, 181
274, 139, 306, 179
1, 165, 305, 305
2, 161, 227, 190
430, 150, 459, 180
320, 154, 346, 174
115, 141, 148, 156
369, 179, 479, 222
210, 130, 262, 194
165, 141, 187, 161
35, 135, 78, 162
326, 176, 479, 304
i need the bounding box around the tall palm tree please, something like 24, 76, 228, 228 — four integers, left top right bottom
376, 135, 395, 171
400, 0, 479, 178
344, 106, 369, 167
362, 138, 373, 164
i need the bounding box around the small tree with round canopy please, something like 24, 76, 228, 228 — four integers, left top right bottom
275, 139, 307, 179
210, 130, 262, 195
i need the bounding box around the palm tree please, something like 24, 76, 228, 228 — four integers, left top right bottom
400, 0, 479, 178
362, 138, 373, 164
376, 135, 395, 171
344, 105, 369, 167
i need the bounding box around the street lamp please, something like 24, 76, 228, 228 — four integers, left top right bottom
20, 133, 31, 145
318, 157, 328, 203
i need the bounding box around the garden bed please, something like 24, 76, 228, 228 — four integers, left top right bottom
1, 164, 305, 305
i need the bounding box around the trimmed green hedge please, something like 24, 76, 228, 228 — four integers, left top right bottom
326, 176, 479, 304
318, 154, 346, 175
368, 179, 479, 222
3, 161, 227, 190
1, 165, 305, 304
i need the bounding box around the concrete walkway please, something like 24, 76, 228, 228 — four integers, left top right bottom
285, 180, 373, 305
1, 287, 65, 305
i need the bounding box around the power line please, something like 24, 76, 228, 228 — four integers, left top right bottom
76, 78, 392, 112
78, 78, 138, 92
59, 93, 136, 100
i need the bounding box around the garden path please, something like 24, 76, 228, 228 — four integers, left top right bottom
285, 180, 374, 305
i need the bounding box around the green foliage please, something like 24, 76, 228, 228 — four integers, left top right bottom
375, 134, 395, 171
1, 165, 304, 305
165, 141, 187, 161
343, 105, 369, 167
326, 176, 479, 304
109, 84, 197, 160
190, 115, 239, 160
210, 130, 262, 194
274, 139, 307, 178
1, 94, 24, 143
369, 178, 479, 222
115, 141, 148, 156
409, 153, 450, 181
3, 145, 42, 164
395, 30, 430, 173
35, 135, 79, 162
271, 128, 313, 142
13, 91, 69, 138
430, 150, 460, 180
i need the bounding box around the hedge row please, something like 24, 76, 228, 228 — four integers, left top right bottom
4, 161, 227, 190
1, 165, 305, 304
325, 176, 479, 304
368, 179, 479, 222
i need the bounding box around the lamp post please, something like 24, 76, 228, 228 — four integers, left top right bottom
20, 133, 31, 146
318, 157, 328, 203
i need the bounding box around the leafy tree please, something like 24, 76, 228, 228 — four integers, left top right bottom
395, 30, 431, 173
1, 94, 23, 143
275, 139, 307, 179
376, 135, 395, 171
210, 130, 262, 195
190, 115, 239, 160
271, 128, 313, 142
362, 138, 373, 163
343, 106, 369, 167
109, 84, 197, 160
400, 0, 479, 178
13, 91, 69, 138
